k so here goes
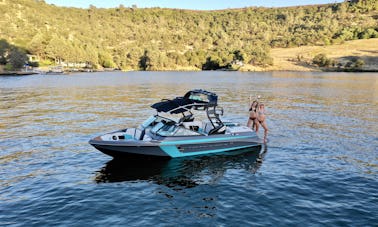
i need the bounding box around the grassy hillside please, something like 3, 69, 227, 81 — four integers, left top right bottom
0, 0, 377, 71
241, 38, 378, 71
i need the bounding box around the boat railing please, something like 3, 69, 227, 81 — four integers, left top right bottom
168, 103, 207, 114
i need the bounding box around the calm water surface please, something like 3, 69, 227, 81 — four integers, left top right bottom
0, 71, 377, 226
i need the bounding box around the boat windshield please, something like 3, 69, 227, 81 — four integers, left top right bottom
141, 116, 156, 128
188, 93, 207, 102
151, 122, 201, 137
140, 115, 176, 129
150, 122, 165, 134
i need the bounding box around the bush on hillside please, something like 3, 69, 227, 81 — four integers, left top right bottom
313, 54, 334, 67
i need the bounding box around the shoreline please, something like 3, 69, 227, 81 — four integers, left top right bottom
1, 68, 377, 76
0, 71, 39, 76
1, 39, 377, 75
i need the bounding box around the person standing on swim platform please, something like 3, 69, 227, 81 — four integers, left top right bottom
247, 96, 268, 143
255, 103, 268, 143
247, 96, 258, 131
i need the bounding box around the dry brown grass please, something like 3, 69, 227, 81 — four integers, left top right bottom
241, 38, 378, 71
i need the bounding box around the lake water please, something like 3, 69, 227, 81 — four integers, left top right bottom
0, 71, 377, 226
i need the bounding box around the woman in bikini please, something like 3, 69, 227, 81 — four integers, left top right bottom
255, 103, 268, 143
247, 98, 258, 131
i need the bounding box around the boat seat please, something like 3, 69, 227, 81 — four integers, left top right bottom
126, 128, 145, 140
208, 125, 226, 135
203, 122, 214, 134
182, 121, 202, 132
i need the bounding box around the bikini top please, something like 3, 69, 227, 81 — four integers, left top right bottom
249, 101, 259, 112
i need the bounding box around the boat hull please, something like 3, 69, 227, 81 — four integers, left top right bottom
89, 133, 262, 158
90, 142, 169, 158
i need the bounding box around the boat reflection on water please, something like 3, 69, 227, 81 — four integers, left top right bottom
95, 145, 268, 188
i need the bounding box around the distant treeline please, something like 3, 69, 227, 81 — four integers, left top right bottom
0, 0, 377, 70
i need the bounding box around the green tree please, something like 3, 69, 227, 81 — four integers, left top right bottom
84, 44, 99, 67
248, 45, 273, 66
99, 51, 116, 68
28, 33, 50, 59
45, 35, 67, 64
0, 39, 27, 70
358, 28, 378, 39
202, 56, 220, 70
354, 58, 365, 69
0, 39, 10, 64
313, 53, 333, 67
138, 50, 151, 70
8, 47, 28, 70
233, 50, 244, 62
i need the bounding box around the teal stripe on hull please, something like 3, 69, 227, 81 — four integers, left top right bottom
160, 135, 252, 146
160, 144, 257, 158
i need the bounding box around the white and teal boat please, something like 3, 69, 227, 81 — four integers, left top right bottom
89, 89, 262, 158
